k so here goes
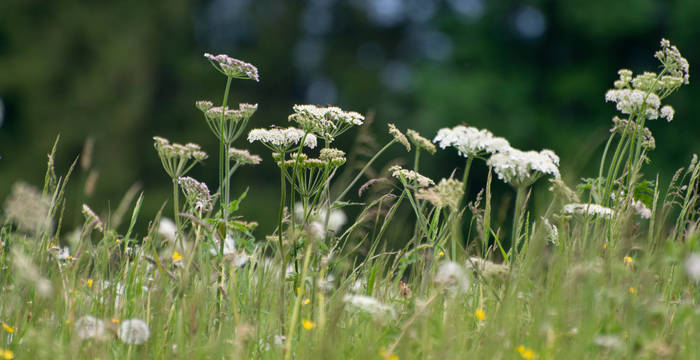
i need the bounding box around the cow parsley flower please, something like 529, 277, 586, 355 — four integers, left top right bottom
388, 123, 411, 151
118, 319, 150, 345
178, 177, 215, 213
415, 178, 464, 210
433, 125, 511, 158
487, 148, 560, 188
153, 137, 207, 179
407, 129, 437, 154
248, 127, 318, 152
201, 103, 258, 145
229, 147, 262, 165
605, 89, 661, 119
655, 38, 689, 85
563, 203, 614, 218
389, 165, 435, 188
660, 105, 674, 122
288, 104, 364, 142
204, 53, 259, 81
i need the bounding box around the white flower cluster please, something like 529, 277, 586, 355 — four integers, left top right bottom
433, 125, 510, 158
204, 53, 259, 81
389, 165, 435, 188
487, 149, 560, 188
656, 38, 690, 85
343, 295, 395, 321
631, 199, 651, 219
563, 203, 614, 218
604, 89, 661, 119
288, 104, 364, 141
118, 319, 151, 345
247, 127, 318, 151
229, 147, 262, 165
178, 177, 215, 213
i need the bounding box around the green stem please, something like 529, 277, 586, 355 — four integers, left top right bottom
284, 241, 314, 360
172, 179, 183, 249
220, 77, 233, 225
511, 186, 527, 256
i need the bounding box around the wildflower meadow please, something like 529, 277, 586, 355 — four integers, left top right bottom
1, 39, 699, 359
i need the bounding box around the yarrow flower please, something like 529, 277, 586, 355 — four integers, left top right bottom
433, 125, 510, 158
407, 129, 436, 154
248, 127, 317, 152
288, 104, 364, 142
389, 165, 435, 188
487, 148, 560, 188
388, 123, 411, 151
118, 319, 150, 345
563, 203, 614, 218
415, 178, 464, 210
229, 147, 262, 165
204, 53, 259, 81
178, 177, 215, 213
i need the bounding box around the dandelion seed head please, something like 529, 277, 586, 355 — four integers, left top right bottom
118, 319, 150, 345
75, 316, 106, 340
434, 261, 470, 294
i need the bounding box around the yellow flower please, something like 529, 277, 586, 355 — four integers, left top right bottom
438, 250, 445, 257
603, 243, 607, 249
475, 309, 486, 321
517, 345, 538, 359
111, 318, 120, 323
629, 287, 637, 294
302, 298, 310, 305
1, 323, 13, 333
87, 279, 93, 288
623, 256, 633, 265
173, 251, 183, 262
302, 320, 315, 330
380, 349, 399, 360
0, 349, 14, 360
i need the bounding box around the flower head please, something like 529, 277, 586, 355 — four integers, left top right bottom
407, 129, 436, 154
389, 165, 434, 188
204, 53, 259, 81
153, 137, 207, 179
248, 127, 317, 152
288, 105, 364, 142
178, 177, 215, 213
563, 203, 614, 218
605, 89, 661, 119
415, 178, 464, 210
487, 148, 560, 188
75, 315, 107, 340
388, 123, 411, 151
301, 320, 316, 330
655, 39, 689, 85
434, 261, 470, 295
229, 147, 262, 165
118, 319, 150, 345
433, 125, 510, 158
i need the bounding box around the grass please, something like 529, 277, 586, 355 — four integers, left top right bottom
0, 39, 698, 360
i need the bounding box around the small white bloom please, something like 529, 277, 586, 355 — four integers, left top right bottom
433, 125, 510, 158
605, 89, 661, 119
75, 316, 106, 340
118, 319, 150, 345
434, 261, 470, 294
487, 148, 560, 188
684, 253, 700, 281
593, 335, 623, 350
631, 200, 651, 219
248, 127, 317, 151
343, 295, 395, 320
563, 203, 614, 218
660, 105, 675, 122
158, 218, 177, 242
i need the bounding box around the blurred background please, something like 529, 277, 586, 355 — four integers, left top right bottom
1, 0, 699, 238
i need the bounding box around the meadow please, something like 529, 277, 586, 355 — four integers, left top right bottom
0, 39, 698, 359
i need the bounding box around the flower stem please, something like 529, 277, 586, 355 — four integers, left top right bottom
334, 139, 397, 204
172, 179, 183, 249
511, 186, 527, 255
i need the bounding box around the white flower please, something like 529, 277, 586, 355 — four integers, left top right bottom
593, 335, 623, 350
389, 165, 435, 188
433, 125, 510, 158
631, 200, 651, 219
343, 295, 395, 320
118, 319, 150, 345
487, 148, 560, 188
684, 253, 700, 281
158, 218, 177, 242
660, 105, 674, 122
605, 89, 661, 119
434, 261, 470, 294
75, 316, 107, 340
288, 104, 364, 141
247, 127, 318, 151
563, 203, 614, 218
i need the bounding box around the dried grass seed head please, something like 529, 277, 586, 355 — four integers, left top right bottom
407, 129, 436, 154
388, 123, 411, 151
389, 165, 435, 188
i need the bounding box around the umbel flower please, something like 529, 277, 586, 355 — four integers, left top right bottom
118, 319, 150, 345
178, 177, 215, 213
562, 203, 614, 218
229, 147, 262, 166
487, 148, 560, 188
288, 104, 364, 142
153, 137, 208, 179
416, 178, 464, 210
204, 53, 259, 81
248, 127, 318, 153
389, 165, 435, 188
433, 125, 510, 159
198, 103, 258, 145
